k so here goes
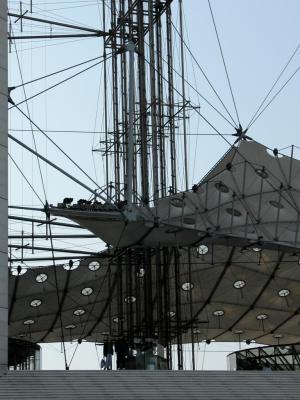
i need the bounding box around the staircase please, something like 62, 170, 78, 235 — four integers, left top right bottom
0, 370, 300, 399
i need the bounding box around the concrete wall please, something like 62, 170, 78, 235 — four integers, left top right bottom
0, 1, 8, 370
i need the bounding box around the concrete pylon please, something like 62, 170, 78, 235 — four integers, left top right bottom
0, 1, 8, 371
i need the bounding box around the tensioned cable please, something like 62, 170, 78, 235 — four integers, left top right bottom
11, 14, 77, 360
13, 54, 105, 89
13, 104, 106, 196
247, 65, 300, 129
247, 42, 300, 128
144, 38, 236, 129
170, 20, 237, 128
68, 224, 131, 367
21, 2, 98, 29
207, 0, 241, 126
9, 132, 108, 201
9, 37, 94, 54
143, 50, 296, 224
10, 128, 233, 136
9, 54, 113, 110
68, 267, 112, 368
10, 20, 47, 202
8, 153, 44, 205
48, 222, 69, 370
142, 57, 234, 149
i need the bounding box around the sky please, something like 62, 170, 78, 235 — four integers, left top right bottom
6, 0, 300, 370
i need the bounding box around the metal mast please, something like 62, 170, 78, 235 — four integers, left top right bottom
0, 0, 8, 370
103, 0, 174, 205
100, 0, 195, 369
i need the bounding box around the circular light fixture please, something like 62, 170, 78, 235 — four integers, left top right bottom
278, 288, 290, 297
81, 287, 93, 296
182, 282, 194, 291
63, 260, 79, 271
23, 319, 35, 325
233, 280, 246, 289
269, 200, 284, 209
256, 313, 268, 320
167, 311, 176, 318
226, 208, 242, 217
252, 247, 261, 252
213, 310, 224, 317
215, 182, 229, 193
73, 309, 86, 316
197, 244, 209, 255
113, 317, 119, 324
30, 299, 42, 308
256, 168, 269, 179
88, 261, 100, 272
137, 268, 145, 278
11, 265, 27, 276
124, 296, 136, 304
36, 273, 48, 283
170, 197, 185, 208
65, 324, 76, 330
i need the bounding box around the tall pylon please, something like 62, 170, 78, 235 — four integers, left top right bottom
0, 0, 8, 371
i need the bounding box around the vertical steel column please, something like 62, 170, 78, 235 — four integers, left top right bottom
163, 248, 172, 369
144, 249, 153, 340
179, 0, 188, 191
126, 41, 135, 209
174, 248, 183, 369
155, 248, 163, 348
155, 15, 166, 197
126, 250, 134, 347
0, 0, 8, 370
166, 4, 177, 193
111, 0, 121, 201
188, 248, 195, 370
148, 0, 159, 205
117, 257, 124, 336
134, 253, 141, 339
102, 0, 109, 196
120, 0, 128, 197
137, 0, 149, 204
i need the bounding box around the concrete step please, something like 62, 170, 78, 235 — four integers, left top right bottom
0, 370, 300, 399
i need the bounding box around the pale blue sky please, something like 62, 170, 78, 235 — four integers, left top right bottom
7, 0, 300, 369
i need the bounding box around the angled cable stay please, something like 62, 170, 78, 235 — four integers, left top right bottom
10, 22, 48, 202
207, 0, 241, 127
247, 42, 300, 129
8, 133, 103, 201
9, 56, 112, 110
8, 11, 108, 40
12, 55, 105, 90
8, 244, 99, 256
247, 66, 300, 129
170, 19, 237, 129
8, 30, 115, 205
8, 154, 44, 206
146, 37, 236, 130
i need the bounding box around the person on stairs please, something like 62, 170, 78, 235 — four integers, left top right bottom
103, 337, 114, 370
